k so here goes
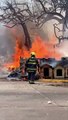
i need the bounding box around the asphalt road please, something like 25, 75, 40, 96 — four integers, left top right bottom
0, 80, 68, 120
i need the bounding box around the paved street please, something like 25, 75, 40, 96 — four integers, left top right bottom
0, 80, 68, 120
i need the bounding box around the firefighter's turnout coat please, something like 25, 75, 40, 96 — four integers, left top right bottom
25, 57, 39, 72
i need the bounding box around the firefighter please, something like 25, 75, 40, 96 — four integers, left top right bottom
25, 52, 39, 84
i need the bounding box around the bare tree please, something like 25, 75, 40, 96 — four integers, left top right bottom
32, 0, 68, 43
53, 23, 68, 43
0, 0, 32, 49
1, 0, 68, 46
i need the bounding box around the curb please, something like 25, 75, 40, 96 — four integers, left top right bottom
38, 79, 68, 83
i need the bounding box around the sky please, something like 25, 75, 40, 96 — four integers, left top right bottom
0, 0, 68, 58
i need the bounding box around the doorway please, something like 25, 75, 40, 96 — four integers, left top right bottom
44, 68, 49, 78
56, 69, 62, 76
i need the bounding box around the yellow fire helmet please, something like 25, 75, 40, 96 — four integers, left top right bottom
31, 52, 36, 56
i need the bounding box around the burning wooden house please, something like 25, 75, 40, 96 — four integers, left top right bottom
40, 57, 68, 79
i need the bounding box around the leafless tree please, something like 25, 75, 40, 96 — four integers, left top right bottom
32, 0, 68, 43
0, 0, 68, 46
0, 0, 33, 49
53, 23, 68, 43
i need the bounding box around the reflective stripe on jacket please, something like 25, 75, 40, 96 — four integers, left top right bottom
25, 57, 39, 72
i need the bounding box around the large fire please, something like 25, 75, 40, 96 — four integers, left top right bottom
4, 36, 62, 70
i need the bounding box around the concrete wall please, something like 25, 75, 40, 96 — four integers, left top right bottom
65, 68, 68, 78
40, 68, 44, 78
48, 68, 53, 78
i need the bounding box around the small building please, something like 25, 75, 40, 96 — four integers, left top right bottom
40, 57, 68, 79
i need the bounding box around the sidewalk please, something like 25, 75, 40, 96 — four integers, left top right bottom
0, 78, 68, 86
38, 79, 68, 86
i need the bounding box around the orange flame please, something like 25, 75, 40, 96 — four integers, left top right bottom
4, 36, 62, 70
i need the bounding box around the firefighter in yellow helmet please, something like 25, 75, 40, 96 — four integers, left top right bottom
31, 52, 36, 56
25, 52, 39, 84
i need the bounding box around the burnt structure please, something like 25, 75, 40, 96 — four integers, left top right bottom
40, 57, 68, 79
8, 57, 68, 80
